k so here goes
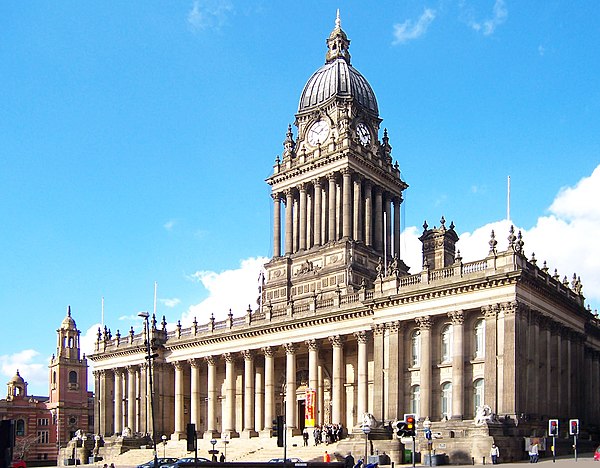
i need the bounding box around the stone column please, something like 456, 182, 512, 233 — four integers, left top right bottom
272, 193, 281, 257
353, 176, 363, 242
299, 183, 308, 251
284, 343, 297, 432
355, 331, 369, 422
127, 365, 137, 432
385, 195, 392, 256
387, 322, 404, 421
204, 356, 219, 438
313, 179, 322, 247
189, 359, 201, 435
374, 188, 383, 253
529, 312, 540, 416
284, 189, 294, 255
501, 302, 519, 416
416, 317, 432, 419
364, 181, 373, 247
93, 370, 102, 435
449, 311, 465, 420
393, 196, 401, 258
223, 353, 238, 437
262, 347, 275, 435
328, 173, 337, 242
342, 168, 352, 239
172, 361, 185, 440
306, 339, 320, 427
372, 324, 385, 421
483, 305, 498, 413
255, 365, 264, 434
537, 321, 549, 416
114, 368, 123, 434
329, 335, 345, 424
241, 350, 257, 437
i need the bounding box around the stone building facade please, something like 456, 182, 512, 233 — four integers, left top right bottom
0, 308, 93, 465
88, 14, 600, 463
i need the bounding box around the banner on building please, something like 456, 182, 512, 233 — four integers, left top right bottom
305, 388, 316, 427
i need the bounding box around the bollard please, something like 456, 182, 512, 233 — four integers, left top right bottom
472, 457, 475, 465
483, 456, 486, 465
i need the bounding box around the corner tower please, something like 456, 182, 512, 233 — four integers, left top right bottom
264, 12, 408, 309
48, 306, 91, 440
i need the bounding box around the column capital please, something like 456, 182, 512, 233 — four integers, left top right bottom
204, 355, 216, 366
283, 342, 297, 355
327, 171, 338, 181
481, 304, 499, 318
262, 346, 275, 357
341, 167, 353, 176
328, 335, 345, 348
125, 364, 138, 373
501, 300, 528, 316
415, 316, 433, 331
354, 330, 370, 344
172, 360, 185, 370
114, 368, 124, 377
298, 182, 308, 192
271, 192, 282, 202
448, 310, 464, 325
371, 323, 386, 336
387, 321, 406, 334
188, 358, 201, 368
305, 339, 320, 352
223, 352, 235, 363
312, 177, 323, 188
241, 349, 255, 361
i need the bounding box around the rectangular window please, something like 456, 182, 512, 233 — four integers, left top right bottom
38, 431, 50, 444
38, 418, 49, 426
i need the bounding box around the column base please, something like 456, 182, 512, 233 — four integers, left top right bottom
259, 429, 273, 439
221, 430, 239, 439
203, 430, 221, 439
240, 429, 258, 439
170, 432, 185, 441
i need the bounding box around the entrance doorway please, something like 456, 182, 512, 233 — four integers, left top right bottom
298, 400, 306, 431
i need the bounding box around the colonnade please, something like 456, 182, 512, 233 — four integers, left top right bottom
272, 170, 402, 257
93, 302, 596, 440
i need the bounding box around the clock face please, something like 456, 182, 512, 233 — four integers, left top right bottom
307, 120, 330, 146
356, 123, 371, 146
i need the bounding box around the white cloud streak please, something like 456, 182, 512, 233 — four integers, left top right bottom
187, 0, 234, 32
392, 8, 436, 45
469, 0, 507, 36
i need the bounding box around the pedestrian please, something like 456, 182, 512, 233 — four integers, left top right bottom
528, 442, 539, 463
490, 444, 500, 464
303, 427, 309, 446
220, 452, 225, 463
324, 451, 331, 463
344, 452, 355, 468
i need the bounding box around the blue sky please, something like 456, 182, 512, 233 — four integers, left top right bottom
1, 1, 599, 396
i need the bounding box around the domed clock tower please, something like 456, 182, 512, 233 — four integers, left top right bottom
264, 12, 408, 311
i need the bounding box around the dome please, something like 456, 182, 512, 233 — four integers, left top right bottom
60, 305, 77, 330
298, 12, 378, 115
9, 370, 25, 385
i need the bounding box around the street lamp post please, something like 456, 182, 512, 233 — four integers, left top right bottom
139, 311, 159, 468
162, 435, 167, 458
361, 426, 371, 465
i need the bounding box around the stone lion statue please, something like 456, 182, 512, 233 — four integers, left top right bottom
362, 413, 378, 428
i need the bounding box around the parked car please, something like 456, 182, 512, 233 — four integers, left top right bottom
136, 457, 179, 468
11, 461, 26, 468
594, 446, 600, 461
162, 457, 211, 468
268, 458, 303, 463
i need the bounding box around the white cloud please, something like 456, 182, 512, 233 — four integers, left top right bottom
0, 350, 50, 397
160, 297, 181, 308
392, 8, 436, 45
183, 256, 268, 324
164, 220, 176, 231
469, 0, 507, 36
187, 0, 234, 32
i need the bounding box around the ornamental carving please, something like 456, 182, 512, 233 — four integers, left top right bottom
241, 349, 255, 361
283, 343, 297, 355
306, 339, 320, 352
329, 335, 345, 348
262, 346, 274, 357
448, 310, 464, 325
354, 330, 369, 344
223, 352, 235, 363
415, 316, 432, 330
204, 355, 216, 366
188, 358, 201, 368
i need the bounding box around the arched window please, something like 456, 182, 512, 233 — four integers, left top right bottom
441, 324, 453, 363
53, 371, 57, 384
474, 319, 485, 359
16, 419, 25, 436
473, 379, 484, 417
441, 382, 452, 418
411, 330, 421, 366
69, 371, 77, 384
68, 337, 74, 348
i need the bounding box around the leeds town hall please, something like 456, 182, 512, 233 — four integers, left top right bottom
89, 15, 600, 464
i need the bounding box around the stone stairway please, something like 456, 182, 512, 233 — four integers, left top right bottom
99, 436, 344, 466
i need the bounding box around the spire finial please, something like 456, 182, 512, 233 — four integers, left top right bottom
326, 9, 351, 64
67, 305, 71, 317
336, 9, 341, 29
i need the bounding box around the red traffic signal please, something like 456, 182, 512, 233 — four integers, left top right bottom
548, 419, 559, 437
405, 415, 416, 436
569, 419, 579, 436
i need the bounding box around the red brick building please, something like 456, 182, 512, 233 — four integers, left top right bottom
0, 307, 93, 465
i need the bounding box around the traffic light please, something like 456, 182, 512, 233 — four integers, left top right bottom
548, 419, 559, 437
405, 415, 416, 437
272, 415, 284, 447
186, 423, 196, 452
394, 420, 406, 438
569, 419, 579, 436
